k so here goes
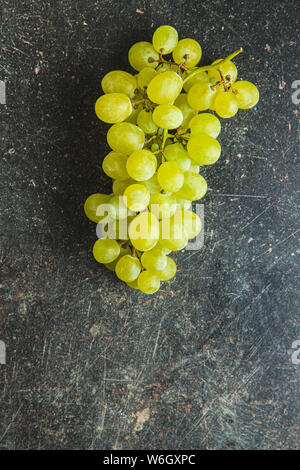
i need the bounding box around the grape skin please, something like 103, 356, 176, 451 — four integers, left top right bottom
172, 38, 202, 68
126, 149, 157, 181
107, 123, 145, 154
102, 152, 129, 180
152, 104, 183, 129
101, 70, 137, 98
128, 41, 159, 71
187, 134, 221, 165
95, 93, 132, 123
115, 255, 141, 282
152, 25, 178, 54
93, 238, 120, 264
147, 71, 183, 105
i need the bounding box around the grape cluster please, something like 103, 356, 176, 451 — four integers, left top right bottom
84, 25, 259, 294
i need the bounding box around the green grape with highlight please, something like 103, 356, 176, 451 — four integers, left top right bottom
152, 25, 178, 54
157, 161, 184, 192
128, 41, 159, 71
93, 238, 120, 264
187, 134, 221, 165
214, 92, 239, 118
141, 246, 167, 271
101, 70, 137, 98
115, 254, 141, 282
189, 113, 221, 138
126, 149, 157, 181
154, 256, 177, 281
84, 193, 111, 223
138, 270, 160, 294
129, 211, 159, 252
172, 38, 202, 67
187, 82, 216, 111
123, 183, 150, 212
147, 71, 183, 104
232, 80, 259, 109
107, 122, 145, 154
102, 152, 129, 180
152, 104, 183, 129
95, 93, 132, 123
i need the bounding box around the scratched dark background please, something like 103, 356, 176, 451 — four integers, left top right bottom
0, 0, 299, 450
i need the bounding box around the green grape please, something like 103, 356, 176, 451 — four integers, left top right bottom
102, 152, 129, 180
138, 270, 160, 294
187, 82, 216, 111
189, 163, 200, 173
152, 104, 183, 129
93, 238, 120, 264
126, 149, 157, 181
152, 25, 178, 54
137, 67, 157, 89
141, 173, 161, 194
112, 178, 135, 196
95, 93, 132, 123
214, 92, 238, 118
187, 134, 221, 165
126, 278, 139, 289
154, 256, 177, 280
147, 71, 183, 104
178, 208, 202, 239
164, 142, 191, 172
151, 143, 160, 152
141, 246, 167, 271
125, 103, 143, 125
84, 193, 111, 223
105, 245, 131, 271
101, 70, 137, 98
208, 59, 238, 83
129, 212, 159, 251
115, 254, 141, 282
183, 69, 209, 92
128, 41, 159, 71
107, 123, 145, 154
159, 215, 188, 251
108, 195, 128, 220
157, 161, 184, 192
149, 192, 177, 219
189, 113, 221, 138
173, 94, 197, 129
172, 38, 202, 68
123, 183, 150, 212
137, 109, 158, 134
232, 80, 259, 109
175, 171, 207, 201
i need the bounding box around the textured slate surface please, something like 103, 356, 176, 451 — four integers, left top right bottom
0, 0, 299, 450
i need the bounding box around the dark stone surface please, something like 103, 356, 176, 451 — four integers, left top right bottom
0, 0, 299, 450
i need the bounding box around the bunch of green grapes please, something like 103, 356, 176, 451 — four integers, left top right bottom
84, 25, 259, 294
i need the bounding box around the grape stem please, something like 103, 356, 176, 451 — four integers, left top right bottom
161, 128, 168, 151
182, 47, 243, 85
